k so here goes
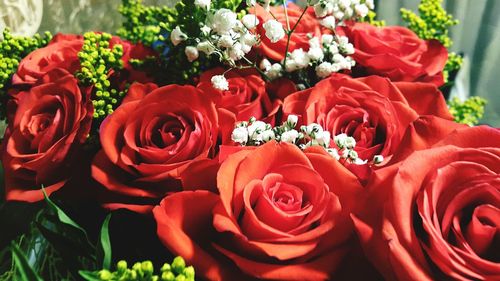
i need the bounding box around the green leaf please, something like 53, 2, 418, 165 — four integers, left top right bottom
10, 241, 43, 281
41, 188, 87, 235
98, 214, 112, 270
78, 270, 102, 281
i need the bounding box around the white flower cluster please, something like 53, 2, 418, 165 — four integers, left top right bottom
172, 9, 260, 66
313, 0, 374, 22
259, 34, 355, 80
231, 116, 383, 165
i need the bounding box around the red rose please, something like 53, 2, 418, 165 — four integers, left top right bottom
197, 68, 280, 124
12, 34, 83, 86
254, 4, 322, 61
283, 74, 452, 179
341, 23, 448, 86
1, 69, 93, 202
153, 141, 364, 280
91, 84, 220, 213
353, 124, 500, 281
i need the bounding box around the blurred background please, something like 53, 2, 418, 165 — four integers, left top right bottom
1, 0, 499, 126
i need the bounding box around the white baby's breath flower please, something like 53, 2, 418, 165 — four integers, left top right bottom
314, 3, 330, 18
194, 0, 210, 9
308, 47, 324, 61
355, 4, 369, 17
345, 136, 356, 149
334, 133, 348, 148
218, 35, 234, 48
212, 9, 238, 34
263, 19, 285, 43
231, 126, 249, 144
266, 63, 283, 80
211, 75, 229, 91
290, 48, 310, 69
247, 121, 267, 141
171, 26, 187, 46
315, 130, 331, 147
316, 61, 334, 78
240, 33, 258, 48
281, 129, 299, 143
197, 41, 215, 55
320, 16, 336, 29
327, 148, 341, 160
184, 46, 199, 62
228, 42, 245, 60
309, 37, 321, 49
260, 58, 272, 70
242, 14, 259, 29
321, 34, 334, 45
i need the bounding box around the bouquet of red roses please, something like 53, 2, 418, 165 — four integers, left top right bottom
0, 0, 497, 280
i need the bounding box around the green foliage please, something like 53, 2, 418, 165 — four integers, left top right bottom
80, 257, 195, 281
400, 0, 458, 48
401, 0, 462, 83
360, 10, 385, 27
117, 0, 175, 45
0, 28, 52, 120
76, 32, 126, 120
448, 96, 487, 126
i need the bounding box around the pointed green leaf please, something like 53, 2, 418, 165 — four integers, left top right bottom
98, 214, 112, 270
10, 241, 43, 281
78, 270, 102, 281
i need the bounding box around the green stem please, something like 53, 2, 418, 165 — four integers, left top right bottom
282, 6, 309, 69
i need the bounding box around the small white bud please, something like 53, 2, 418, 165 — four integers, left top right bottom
287, 115, 299, 128
305, 123, 323, 137
247, 121, 267, 141
185, 46, 199, 62
261, 130, 276, 142
373, 155, 384, 165
228, 43, 245, 60
171, 26, 187, 46
353, 158, 368, 165
246, 0, 256, 6
309, 37, 321, 49
290, 48, 310, 69
314, 3, 330, 18
263, 19, 285, 43
211, 75, 229, 91
345, 136, 356, 149
326, 148, 341, 160
281, 129, 299, 143
334, 133, 348, 148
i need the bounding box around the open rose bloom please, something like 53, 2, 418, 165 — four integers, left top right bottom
0, 0, 497, 280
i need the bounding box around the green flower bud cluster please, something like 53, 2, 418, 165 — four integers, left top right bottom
443, 51, 463, 82
401, 0, 458, 48
360, 11, 386, 27
118, 0, 176, 45
448, 96, 487, 126
87, 257, 195, 281
0, 28, 52, 119
76, 32, 125, 120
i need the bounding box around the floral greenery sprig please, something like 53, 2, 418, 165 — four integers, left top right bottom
359, 10, 385, 27
0, 28, 52, 120
401, 0, 462, 82
231, 116, 384, 165
80, 257, 195, 281
448, 96, 487, 126
76, 32, 126, 120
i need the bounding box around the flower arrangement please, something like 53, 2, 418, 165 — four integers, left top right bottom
0, 0, 497, 280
